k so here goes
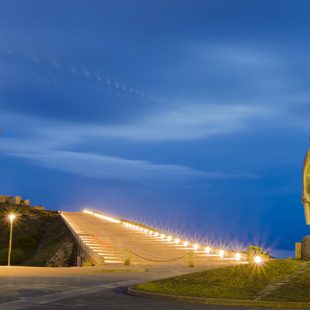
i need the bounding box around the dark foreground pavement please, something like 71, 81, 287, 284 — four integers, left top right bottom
0, 266, 295, 310
23, 288, 296, 310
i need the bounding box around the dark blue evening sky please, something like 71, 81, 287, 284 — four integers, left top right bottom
0, 0, 309, 255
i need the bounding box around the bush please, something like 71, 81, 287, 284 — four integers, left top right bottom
0, 248, 26, 265
14, 235, 38, 254
0, 248, 8, 265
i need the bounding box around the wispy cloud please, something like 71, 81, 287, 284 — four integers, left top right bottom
89, 103, 267, 140
0, 101, 269, 143
0, 110, 260, 183
208, 45, 277, 67
10, 150, 245, 183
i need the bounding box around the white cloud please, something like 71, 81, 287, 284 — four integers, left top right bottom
0, 102, 267, 143
88, 103, 267, 140
0, 104, 263, 182
11, 150, 238, 183
191, 43, 279, 68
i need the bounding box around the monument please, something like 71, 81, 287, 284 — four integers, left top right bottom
302, 147, 310, 259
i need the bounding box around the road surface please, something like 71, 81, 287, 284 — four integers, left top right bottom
0, 266, 285, 310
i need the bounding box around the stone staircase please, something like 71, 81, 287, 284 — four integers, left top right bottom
61, 211, 247, 266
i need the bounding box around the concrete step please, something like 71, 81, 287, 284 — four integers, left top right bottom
61, 211, 245, 266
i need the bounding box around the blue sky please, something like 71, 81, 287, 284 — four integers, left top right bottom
0, 0, 309, 254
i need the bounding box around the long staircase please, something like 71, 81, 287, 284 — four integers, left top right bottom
61, 211, 247, 266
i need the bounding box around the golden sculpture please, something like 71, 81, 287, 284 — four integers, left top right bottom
302, 149, 310, 225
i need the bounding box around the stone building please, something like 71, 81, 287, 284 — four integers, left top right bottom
0, 195, 31, 206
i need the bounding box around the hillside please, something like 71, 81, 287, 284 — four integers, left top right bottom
0, 204, 77, 266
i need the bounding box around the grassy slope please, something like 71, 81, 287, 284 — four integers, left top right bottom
0, 205, 76, 266
264, 264, 310, 302
134, 259, 303, 300
26, 215, 77, 266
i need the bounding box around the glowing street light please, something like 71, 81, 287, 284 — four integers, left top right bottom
167, 236, 172, 241
219, 249, 225, 258
8, 214, 15, 222
205, 246, 211, 254
183, 241, 189, 247
193, 244, 199, 251
175, 238, 180, 244
235, 253, 241, 261
254, 255, 262, 264
7, 213, 16, 266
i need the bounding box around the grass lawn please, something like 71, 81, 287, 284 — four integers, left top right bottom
134, 259, 304, 300
264, 264, 310, 302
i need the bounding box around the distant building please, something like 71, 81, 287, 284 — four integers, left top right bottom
0, 195, 31, 206
32, 205, 45, 211
15, 196, 21, 204
0, 196, 9, 204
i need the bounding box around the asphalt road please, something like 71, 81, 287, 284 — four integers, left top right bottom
0, 266, 292, 310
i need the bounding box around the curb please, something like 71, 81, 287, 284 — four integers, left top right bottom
128, 287, 310, 309
94, 267, 146, 273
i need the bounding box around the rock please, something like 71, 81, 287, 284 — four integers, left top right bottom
301, 235, 310, 259
47, 241, 74, 266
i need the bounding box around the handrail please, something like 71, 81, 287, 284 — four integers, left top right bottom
60, 212, 105, 265
129, 250, 189, 263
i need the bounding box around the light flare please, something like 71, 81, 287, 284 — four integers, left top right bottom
254, 255, 262, 264
219, 249, 225, 258
8, 214, 16, 223
83, 209, 121, 224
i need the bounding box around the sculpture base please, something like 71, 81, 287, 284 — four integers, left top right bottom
301, 235, 310, 259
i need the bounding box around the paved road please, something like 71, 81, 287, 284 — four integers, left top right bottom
0, 266, 290, 310
0, 265, 219, 309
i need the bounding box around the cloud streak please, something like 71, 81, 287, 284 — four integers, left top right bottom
0, 109, 260, 183
11, 150, 245, 183
89, 103, 267, 140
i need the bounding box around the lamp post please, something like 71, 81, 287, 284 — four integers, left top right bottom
8, 213, 16, 266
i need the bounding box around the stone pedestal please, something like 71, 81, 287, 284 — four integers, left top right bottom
301, 235, 310, 259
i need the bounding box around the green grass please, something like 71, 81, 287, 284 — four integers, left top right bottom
134, 259, 303, 300
264, 264, 310, 302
